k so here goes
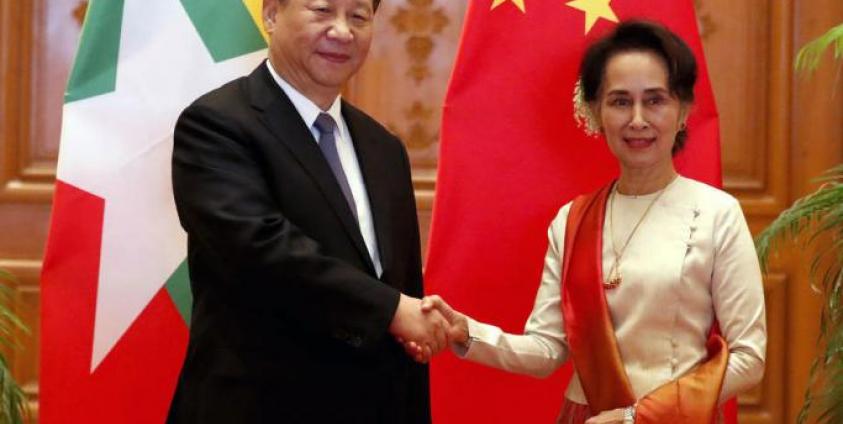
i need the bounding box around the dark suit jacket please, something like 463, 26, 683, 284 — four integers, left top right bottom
167, 63, 430, 424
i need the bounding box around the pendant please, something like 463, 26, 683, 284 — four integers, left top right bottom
604, 275, 621, 289
604, 265, 622, 289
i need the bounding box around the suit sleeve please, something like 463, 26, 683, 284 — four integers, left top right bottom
397, 140, 425, 299
172, 102, 400, 350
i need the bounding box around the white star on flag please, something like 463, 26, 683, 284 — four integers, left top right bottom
57, 0, 266, 371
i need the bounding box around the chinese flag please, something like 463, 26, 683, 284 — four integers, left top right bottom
424, 0, 736, 423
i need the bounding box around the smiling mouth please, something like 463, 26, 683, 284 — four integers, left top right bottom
623, 137, 656, 148
317, 52, 351, 63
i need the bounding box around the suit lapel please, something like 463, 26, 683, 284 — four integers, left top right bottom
343, 102, 393, 277
247, 64, 375, 274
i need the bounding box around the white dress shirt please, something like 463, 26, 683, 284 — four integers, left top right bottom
459, 176, 767, 406
266, 61, 383, 277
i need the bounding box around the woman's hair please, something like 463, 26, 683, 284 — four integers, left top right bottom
578, 20, 697, 153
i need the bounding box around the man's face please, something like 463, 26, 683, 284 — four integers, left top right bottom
264, 0, 374, 100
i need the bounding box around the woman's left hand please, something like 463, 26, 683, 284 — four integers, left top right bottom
584, 407, 626, 424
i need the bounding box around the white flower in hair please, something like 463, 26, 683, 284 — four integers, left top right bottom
572, 79, 601, 137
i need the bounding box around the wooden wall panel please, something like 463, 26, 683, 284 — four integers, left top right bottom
696, 0, 790, 215
697, 0, 772, 190
1, 0, 69, 203
27, 0, 83, 181
1, 0, 84, 421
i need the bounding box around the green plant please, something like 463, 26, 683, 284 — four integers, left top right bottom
794, 23, 843, 75
755, 22, 843, 424
0, 269, 29, 424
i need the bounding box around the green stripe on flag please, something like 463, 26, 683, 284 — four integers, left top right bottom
165, 260, 193, 326
65, 0, 125, 103
180, 0, 267, 62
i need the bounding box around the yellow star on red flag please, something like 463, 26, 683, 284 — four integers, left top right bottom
491, 0, 526, 13
566, 0, 618, 34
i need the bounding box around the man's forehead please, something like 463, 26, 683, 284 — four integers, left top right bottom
353, 0, 377, 9
295, 0, 379, 10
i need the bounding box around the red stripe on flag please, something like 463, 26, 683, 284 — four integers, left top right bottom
41, 180, 188, 423
426, 0, 733, 422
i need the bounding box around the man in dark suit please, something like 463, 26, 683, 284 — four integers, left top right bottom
166, 0, 448, 422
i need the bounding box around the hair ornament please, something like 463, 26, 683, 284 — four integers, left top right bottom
573, 79, 601, 137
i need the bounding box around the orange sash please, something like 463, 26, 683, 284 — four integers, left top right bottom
560, 185, 728, 423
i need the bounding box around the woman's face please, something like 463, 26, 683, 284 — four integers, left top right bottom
594, 50, 688, 174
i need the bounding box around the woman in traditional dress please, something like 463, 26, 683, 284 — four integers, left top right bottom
407, 20, 766, 424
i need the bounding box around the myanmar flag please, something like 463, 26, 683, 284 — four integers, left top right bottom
425, 0, 735, 423
41, 1, 267, 422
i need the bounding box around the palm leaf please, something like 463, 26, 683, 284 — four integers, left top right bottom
756, 165, 843, 423
0, 361, 27, 424
0, 271, 28, 424
755, 180, 843, 270
794, 22, 843, 74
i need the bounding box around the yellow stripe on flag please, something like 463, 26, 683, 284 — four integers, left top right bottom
243, 0, 268, 42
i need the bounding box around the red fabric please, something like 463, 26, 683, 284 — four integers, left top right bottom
558, 399, 593, 424
425, 0, 735, 423
40, 181, 188, 423
560, 186, 636, 414
636, 336, 730, 424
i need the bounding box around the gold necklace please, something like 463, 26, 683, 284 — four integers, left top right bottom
605, 177, 677, 289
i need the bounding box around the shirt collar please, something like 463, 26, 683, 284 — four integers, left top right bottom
266, 61, 343, 132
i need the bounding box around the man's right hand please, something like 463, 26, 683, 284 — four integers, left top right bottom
420, 295, 468, 345
389, 294, 449, 363
398, 294, 470, 363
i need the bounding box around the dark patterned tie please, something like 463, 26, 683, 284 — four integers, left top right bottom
314, 113, 358, 221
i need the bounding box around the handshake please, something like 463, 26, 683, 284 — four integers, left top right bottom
388, 294, 468, 363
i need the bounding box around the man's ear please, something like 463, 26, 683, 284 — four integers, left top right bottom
263, 0, 278, 33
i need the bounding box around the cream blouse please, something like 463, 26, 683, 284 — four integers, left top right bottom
458, 176, 767, 406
